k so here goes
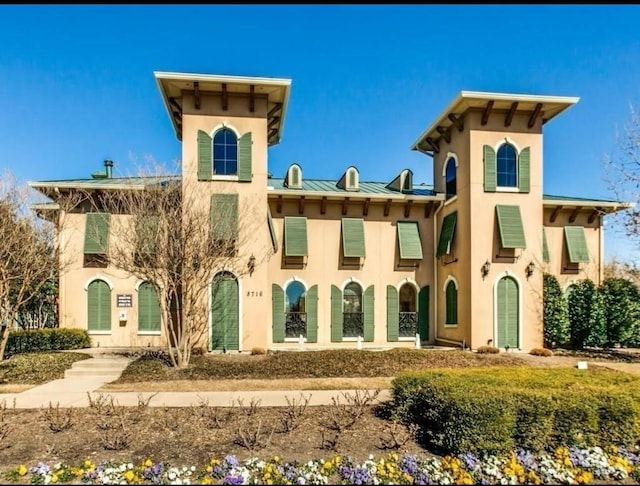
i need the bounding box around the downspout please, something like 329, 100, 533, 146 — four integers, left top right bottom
599, 214, 604, 285
432, 198, 463, 347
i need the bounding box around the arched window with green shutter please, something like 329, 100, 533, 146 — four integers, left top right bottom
213, 128, 238, 175
87, 279, 111, 332
138, 282, 161, 333
445, 279, 458, 325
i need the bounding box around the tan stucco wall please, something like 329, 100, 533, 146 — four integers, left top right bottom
543, 207, 604, 287
58, 209, 166, 348
267, 197, 436, 348
180, 94, 273, 352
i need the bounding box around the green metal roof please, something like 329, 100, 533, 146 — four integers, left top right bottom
268, 178, 437, 196
542, 194, 620, 204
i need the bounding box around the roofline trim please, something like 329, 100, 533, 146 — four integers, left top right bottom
410, 91, 581, 154
267, 189, 444, 201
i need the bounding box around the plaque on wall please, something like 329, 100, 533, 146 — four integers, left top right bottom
116, 294, 133, 307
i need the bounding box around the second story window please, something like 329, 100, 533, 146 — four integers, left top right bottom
497, 143, 517, 188
445, 157, 457, 199
213, 128, 238, 175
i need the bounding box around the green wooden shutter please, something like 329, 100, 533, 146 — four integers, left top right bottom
272, 283, 285, 343
518, 147, 530, 193
238, 132, 252, 182
267, 206, 278, 253
363, 285, 374, 342
386, 285, 399, 342
542, 227, 550, 263
306, 285, 318, 343
138, 282, 161, 332
445, 281, 457, 325
284, 217, 308, 257
87, 280, 110, 331
497, 277, 519, 348
484, 145, 496, 192
331, 284, 343, 342
197, 130, 212, 181
418, 285, 429, 341
397, 221, 423, 259
84, 212, 110, 255
564, 226, 590, 263
342, 218, 366, 258
225, 278, 239, 351
210, 194, 238, 241
495, 205, 527, 249
436, 212, 457, 258
136, 215, 159, 255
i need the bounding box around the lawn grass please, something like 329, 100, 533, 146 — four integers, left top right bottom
0, 351, 91, 385
113, 348, 532, 383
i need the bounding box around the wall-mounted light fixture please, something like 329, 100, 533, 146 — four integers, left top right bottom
526, 261, 535, 278
481, 260, 491, 279
248, 254, 256, 276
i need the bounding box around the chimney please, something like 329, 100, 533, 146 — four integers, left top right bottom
104, 160, 114, 179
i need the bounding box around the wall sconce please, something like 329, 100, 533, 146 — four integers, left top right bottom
526, 261, 535, 278
248, 254, 256, 276
481, 260, 491, 279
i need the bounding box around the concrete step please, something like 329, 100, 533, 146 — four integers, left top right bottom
70, 358, 131, 370
64, 369, 124, 378
64, 357, 132, 379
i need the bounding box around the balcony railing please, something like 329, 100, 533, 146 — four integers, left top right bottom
343, 312, 364, 338
399, 312, 418, 338
285, 312, 307, 338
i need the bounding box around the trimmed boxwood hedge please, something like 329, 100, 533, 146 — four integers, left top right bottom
391, 367, 640, 455
5, 329, 91, 358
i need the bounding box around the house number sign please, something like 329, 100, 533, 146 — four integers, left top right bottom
246, 291, 263, 297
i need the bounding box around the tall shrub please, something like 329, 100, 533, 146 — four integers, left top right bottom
543, 273, 569, 348
600, 278, 640, 347
568, 279, 606, 348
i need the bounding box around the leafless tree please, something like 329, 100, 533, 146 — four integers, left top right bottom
90, 166, 271, 368
604, 102, 640, 249
0, 173, 63, 359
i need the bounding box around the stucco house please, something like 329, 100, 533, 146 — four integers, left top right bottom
28, 71, 630, 352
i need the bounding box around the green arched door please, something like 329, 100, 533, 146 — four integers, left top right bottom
211, 272, 239, 351
496, 276, 519, 349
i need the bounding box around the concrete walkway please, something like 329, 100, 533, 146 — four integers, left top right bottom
0, 354, 390, 409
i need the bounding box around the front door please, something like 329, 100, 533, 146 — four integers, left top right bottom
496, 276, 519, 349
211, 272, 239, 351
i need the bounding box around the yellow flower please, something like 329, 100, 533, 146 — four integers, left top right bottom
273, 455, 280, 463
51, 475, 59, 483
17, 465, 27, 476
124, 470, 135, 483
144, 459, 153, 468
206, 465, 213, 473
201, 478, 213, 485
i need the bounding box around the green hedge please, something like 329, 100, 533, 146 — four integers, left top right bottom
391, 367, 640, 455
5, 329, 91, 357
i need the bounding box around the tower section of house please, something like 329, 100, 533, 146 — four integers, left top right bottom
154, 72, 292, 352
412, 92, 580, 350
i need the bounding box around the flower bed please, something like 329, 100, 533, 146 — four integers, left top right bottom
3, 446, 639, 485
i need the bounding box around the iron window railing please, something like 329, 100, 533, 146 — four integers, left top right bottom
343, 312, 364, 338
285, 312, 307, 338
399, 312, 418, 338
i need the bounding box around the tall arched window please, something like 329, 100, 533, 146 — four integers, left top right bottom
399, 283, 418, 337
445, 280, 458, 325
496, 143, 517, 188
87, 279, 111, 332
213, 128, 238, 175
343, 282, 363, 337
285, 281, 307, 338
445, 157, 457, 199
138, 281, 161, 332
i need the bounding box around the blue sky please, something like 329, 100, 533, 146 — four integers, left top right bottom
1, 5, 639, 262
